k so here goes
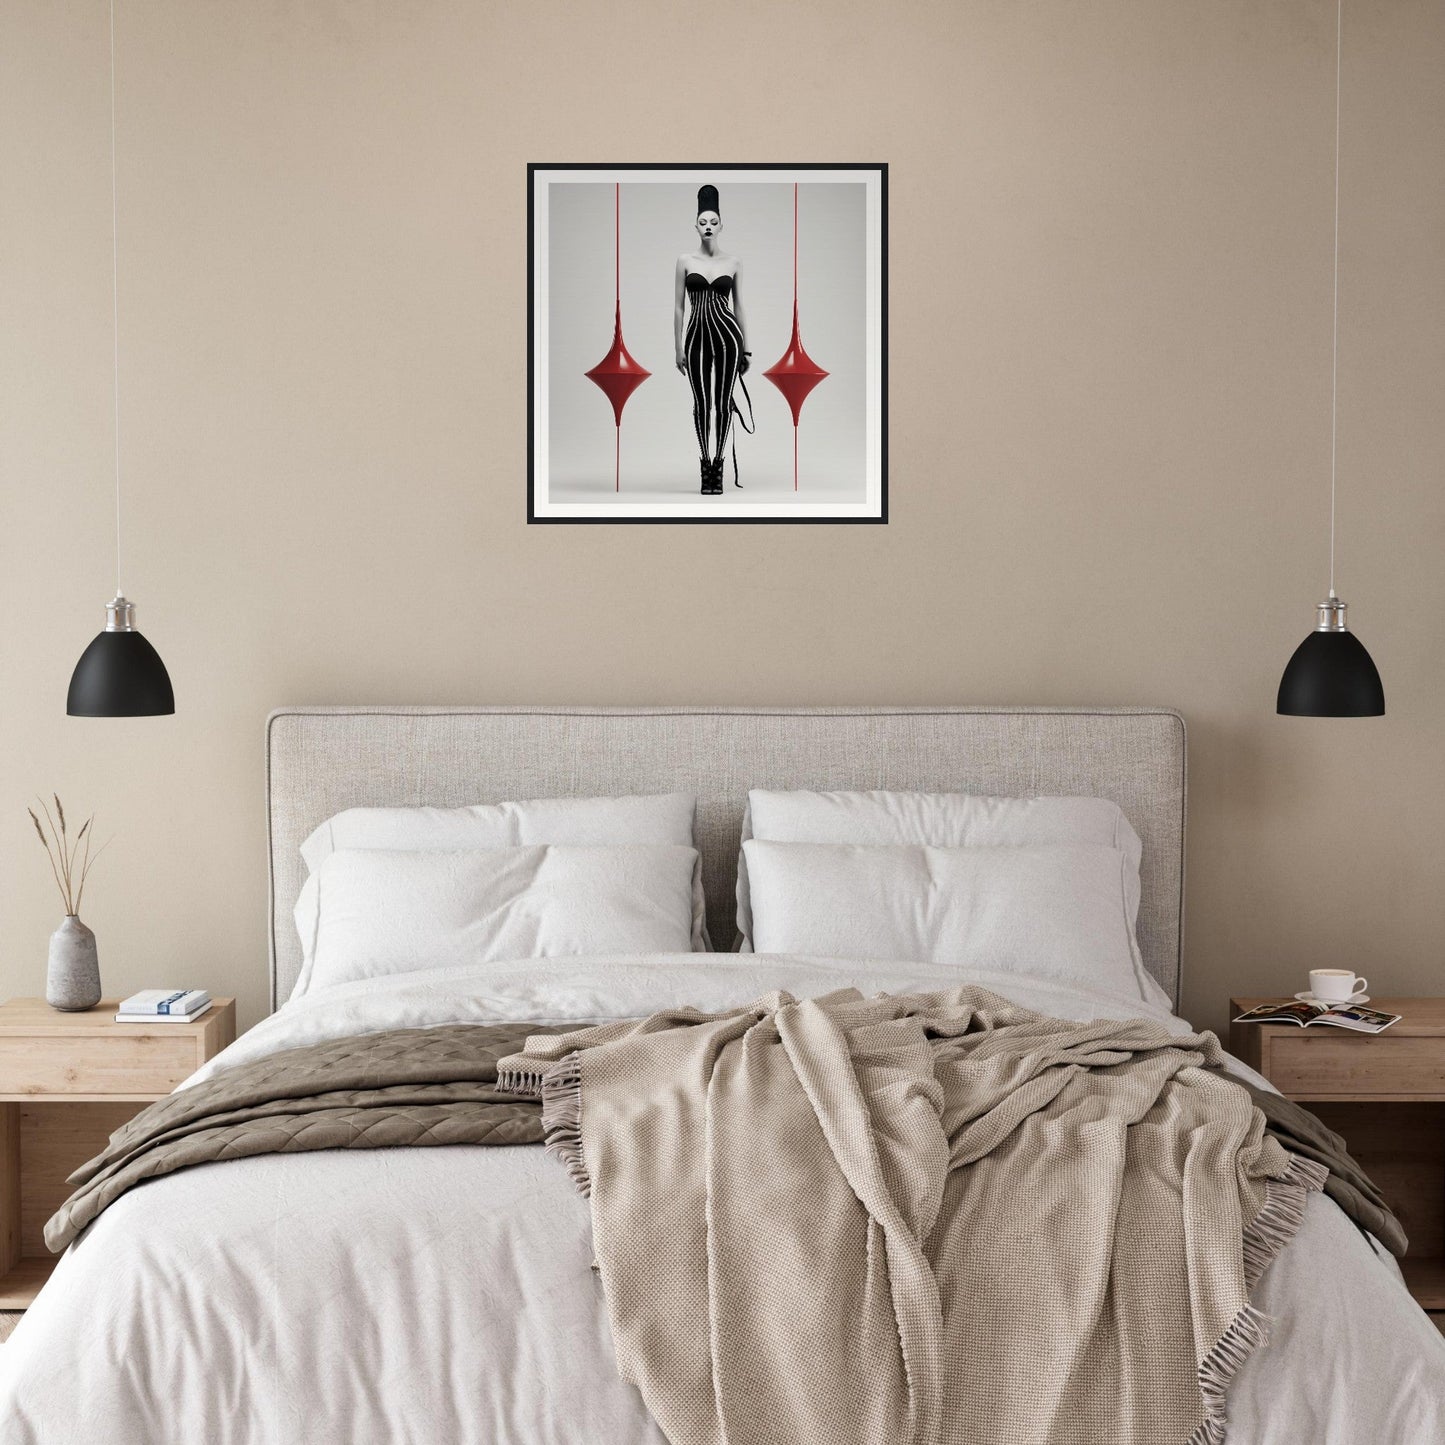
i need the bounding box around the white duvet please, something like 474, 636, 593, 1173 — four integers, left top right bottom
1, 954, 1442, 1444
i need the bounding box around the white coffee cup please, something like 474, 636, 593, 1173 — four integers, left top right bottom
1309, 968, 1368, 1003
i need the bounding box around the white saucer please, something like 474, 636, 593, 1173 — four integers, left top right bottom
1295, 991, 1370, 1007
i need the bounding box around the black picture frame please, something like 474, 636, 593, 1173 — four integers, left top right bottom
527, 162, 888, 525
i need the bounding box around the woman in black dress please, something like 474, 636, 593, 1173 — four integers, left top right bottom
674, 184, 751, 494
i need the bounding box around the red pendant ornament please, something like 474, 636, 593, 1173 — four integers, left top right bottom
763, 183, 828, 490
585, 305, 650, 428
584, 183, 650, 491
764, 304, 829, 428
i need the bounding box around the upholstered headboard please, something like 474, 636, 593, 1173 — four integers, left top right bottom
266, 706, 1187, 1011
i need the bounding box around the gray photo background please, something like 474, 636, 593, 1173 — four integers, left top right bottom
546, 179, 866, 503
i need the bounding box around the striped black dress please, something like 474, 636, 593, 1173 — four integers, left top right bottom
683, 270, 745, 466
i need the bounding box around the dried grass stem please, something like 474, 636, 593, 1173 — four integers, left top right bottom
27, 797, 106, 918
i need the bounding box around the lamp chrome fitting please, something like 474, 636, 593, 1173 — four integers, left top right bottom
104, 595, 137, 632
1314, 594, 1350, 633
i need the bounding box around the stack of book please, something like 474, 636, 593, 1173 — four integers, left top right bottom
115, 990, 212, 1024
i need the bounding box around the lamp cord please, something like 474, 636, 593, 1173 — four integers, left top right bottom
108, 0, 123, 599
1328, 0, 1341, 599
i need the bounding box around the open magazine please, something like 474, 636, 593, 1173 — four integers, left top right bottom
1232, 1000, 1400, 1034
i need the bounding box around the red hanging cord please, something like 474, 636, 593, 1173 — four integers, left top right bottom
762, 181, 828, 494
584, 181, 650, 494
615, 182, 620, 492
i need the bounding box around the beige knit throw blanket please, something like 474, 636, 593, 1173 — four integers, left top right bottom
498, 986, 1326, 1445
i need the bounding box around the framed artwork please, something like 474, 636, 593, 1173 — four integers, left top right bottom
528, 163, 887, 524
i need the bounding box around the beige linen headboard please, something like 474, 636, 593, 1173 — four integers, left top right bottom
266, 706, 1187, 1011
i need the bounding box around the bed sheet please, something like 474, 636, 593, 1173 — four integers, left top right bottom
1, 955, 1440, 1444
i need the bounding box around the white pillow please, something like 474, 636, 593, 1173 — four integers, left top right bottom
304, 845, 700, 995
736, 790, 1143, 951
294, 793, 709, 998
299, 793, 700, 872
742, 840, 1154, 1002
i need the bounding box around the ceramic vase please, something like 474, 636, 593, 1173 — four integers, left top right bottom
47, 915, 101, 1012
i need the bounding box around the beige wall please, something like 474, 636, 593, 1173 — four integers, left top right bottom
1, 0, 1441, 1036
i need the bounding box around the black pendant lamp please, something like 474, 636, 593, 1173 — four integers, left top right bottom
1277, 598, 1384, 717
67, 0, 174, 718
67, 597, 174, 717
1277, 0, 1382, 718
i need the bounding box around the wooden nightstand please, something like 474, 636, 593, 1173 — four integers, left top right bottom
0, 996, 235, 1310
1230, 997, 1445, 1320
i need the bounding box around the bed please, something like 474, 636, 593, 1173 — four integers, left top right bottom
0, 705, 1440, 1444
